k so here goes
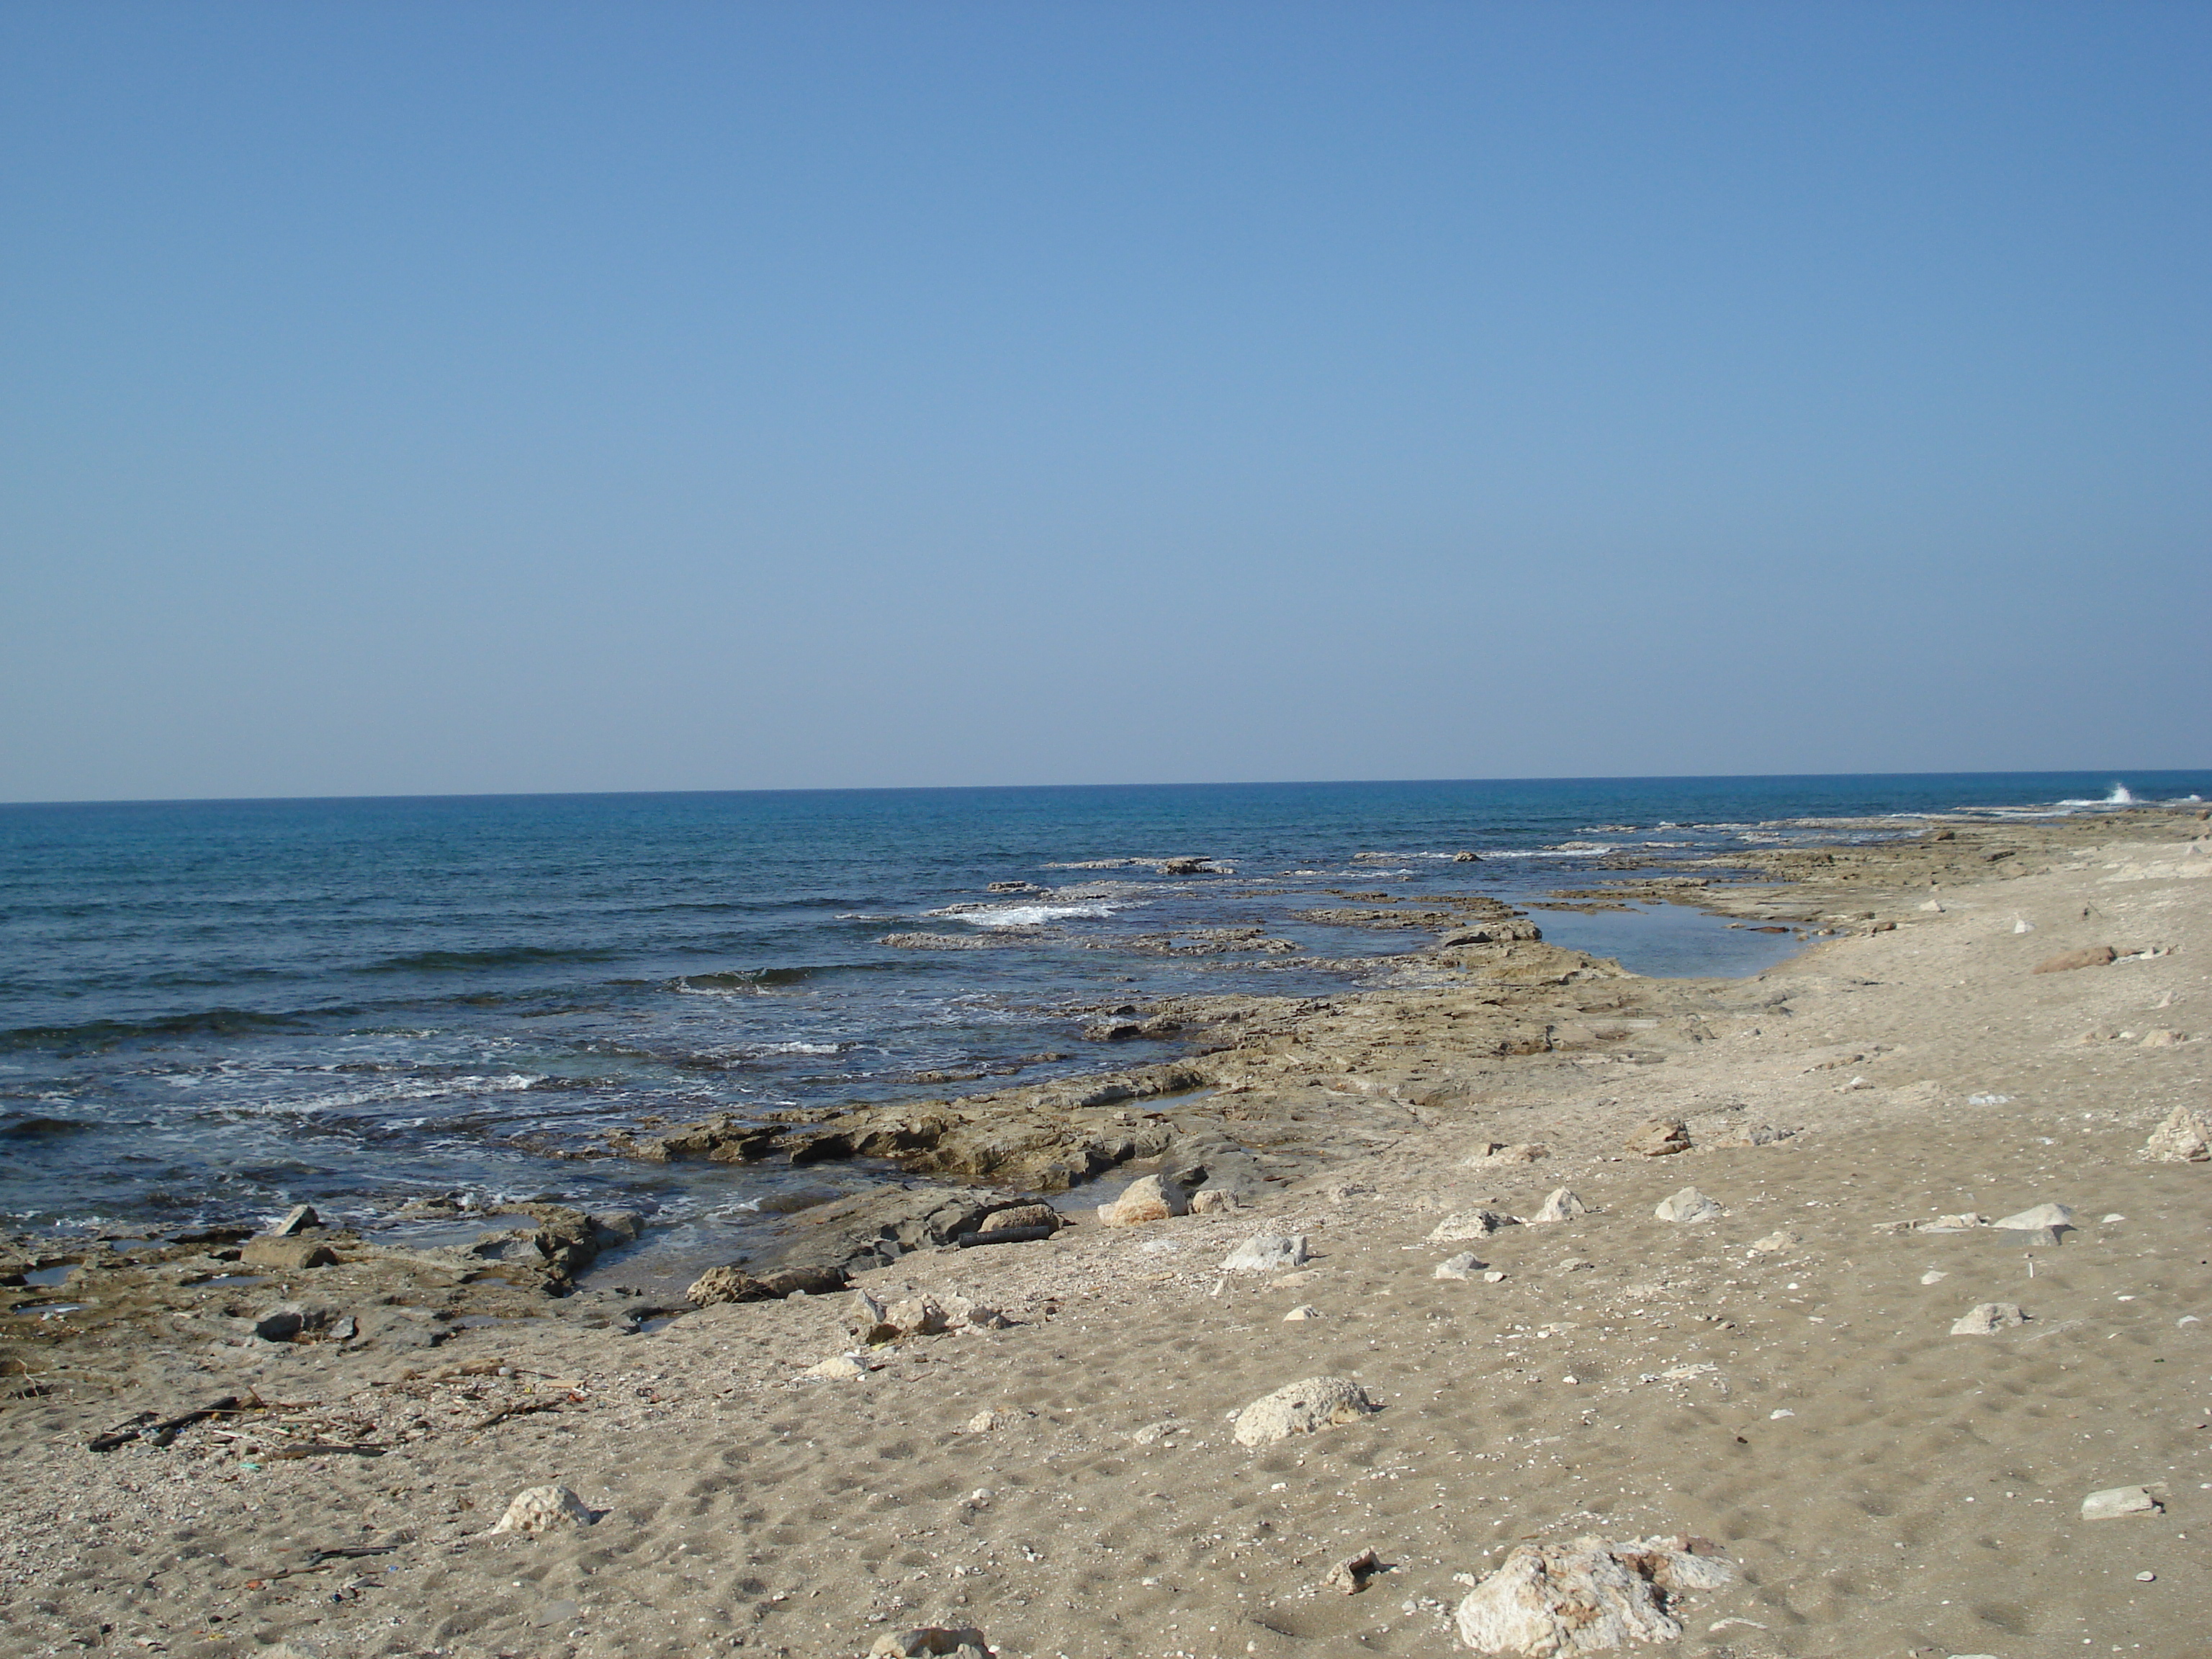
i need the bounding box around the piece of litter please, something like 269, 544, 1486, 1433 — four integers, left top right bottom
2136, 1571, 2157, 1582
1769, 1408, 1794, 1419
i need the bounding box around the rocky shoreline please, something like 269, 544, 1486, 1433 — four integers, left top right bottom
4, 803, 2209, 1658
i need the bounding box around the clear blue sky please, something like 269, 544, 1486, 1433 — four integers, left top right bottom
3, 1, 2206, 801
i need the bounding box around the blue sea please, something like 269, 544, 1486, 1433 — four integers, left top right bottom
2, 773, 2203, 1273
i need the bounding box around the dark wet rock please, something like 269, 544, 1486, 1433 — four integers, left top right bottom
878, 932, 1040, 950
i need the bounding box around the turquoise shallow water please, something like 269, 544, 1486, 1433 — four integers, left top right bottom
1, 771, 2203, 1254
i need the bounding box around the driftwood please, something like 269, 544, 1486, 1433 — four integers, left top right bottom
243, 1543, 397, 1588
467, 1395, 571, 1432
89, 1394, 254, 1452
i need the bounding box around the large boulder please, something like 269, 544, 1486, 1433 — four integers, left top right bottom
1232, 1376, 1375, 1447
2143, 1104, 2212, 1163
1654, 1187, 1722, 1224
1099, 1174, 1187, 1227
1429, 1210, 1519, 1243
1453, 1536, 1735, 1655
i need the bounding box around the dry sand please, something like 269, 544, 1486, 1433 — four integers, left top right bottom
4, 818, 2209, 1659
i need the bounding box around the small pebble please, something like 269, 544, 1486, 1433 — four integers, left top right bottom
2136, 1571, 2156, 1582
1920, 1270, 1947, 1285
1771, 1408, 1795, 1419
1483, 1271, 1506, 1283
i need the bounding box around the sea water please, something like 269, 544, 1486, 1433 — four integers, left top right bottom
2, 772, 2203, 1266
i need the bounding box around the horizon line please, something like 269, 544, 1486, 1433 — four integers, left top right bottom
4, 765, 2207, 812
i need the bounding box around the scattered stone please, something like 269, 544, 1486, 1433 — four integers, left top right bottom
1553, 1258, 1594, 1274
1747, 1230, 1800, 1254
2136, 1570, 2157, 1582
1920, 1270, 1948, 1285
1483, 1270, 1508, 1283
976, 1203, 1061, 1236
530, 1599, 580, 1628
940, 1293, 1009, 1330
2140, 1028, 2183, 1047
963, 1410, 1009, 1433
1433, 1253, 1488, 1280
240, 1238, 339, 1271
1654, 1187, 1722, 1224
1463, 1143, 1548, 1168
2101, 1213, 2127, 1224
490, 1485, 597, 1534
2143, 1104, 2212, 1163
1992, 1203, 2074, 1233
2081, 1485, 2163, 1521
1188, 1189, 1241, 1215
1950, 1302, 2028, 1335
847, 1289, 897, 1344
1221, 1234, 1310, 1272
1429, 1210, 1521, 1242
2032, 945, 2115, 974
885, 1294, 948, 1336
1283, 1304, 1321, 1321
804, 1354, 874, 1381
1130, 1419, 1182, 1444
868, 1627, 992, 1658
1098, 1174, 1187, 1227
1323, 1547, 1382, 1594
686, 1265, 771, 1306
1324, 1181, 1375, 1202
1624, 1119, 1691, 1158
1528, 1188, 1588, 1225
271, 1204, 320, 1236
1701, 1120, 1795, 1148
1453, 1535, 1735, 1655
1231, 1375, 1377, 1447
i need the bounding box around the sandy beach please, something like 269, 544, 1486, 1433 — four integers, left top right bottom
4, 809, 2208, 1659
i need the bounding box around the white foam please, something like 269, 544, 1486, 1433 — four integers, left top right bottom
963, 902, 1123, 929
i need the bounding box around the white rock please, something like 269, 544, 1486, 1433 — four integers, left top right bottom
1098, 1173, 1188, 1226
1463, 1143, 1548, 1168
963, 1409, 1008, 1433
1528, 1188, 1588, 1225
804, 1353, 873, 1380
1429, 1210, 1519, 1242
2081, 1485, 2163, 1521
1433, 1253, 1488, 1280
1453, 1536, 1735, 1655
1483, 1270, 1508, 1283
490, 1485, 597, 1534
2142, 1104, 2212, 1163
1221, 1233, 1310, 1272
1992, 1203, 2074, 1231
1747, 1230, 1799, 1254
1231, 1375, 1376, 1447
1282, 1304, 1322, 1321
1654, 1187, 1722, 1224
1188, 1188, 1241, 1215
2100, 1213, 2126, 1224
1130, 1420, 1181, 1444
1920, 1270, 1948, 1285
1950, 1302, 2028, 1336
